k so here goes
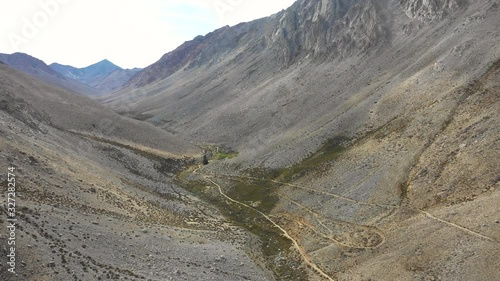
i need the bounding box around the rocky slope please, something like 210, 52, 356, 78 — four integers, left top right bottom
102, 0, 500, 280
0, 64, 198, 157
105, 0, 499, 167
0, 64, 280, 281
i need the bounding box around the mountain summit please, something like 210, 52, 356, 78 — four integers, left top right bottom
124, 0, 387, 88
107, 0, 494, 166
50, 59, 121, 84
50, 59, 141, 93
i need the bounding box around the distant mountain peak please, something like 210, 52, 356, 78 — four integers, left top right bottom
83, 59, 121, 72
49, 58, 140, 93
93, 58, 118, 67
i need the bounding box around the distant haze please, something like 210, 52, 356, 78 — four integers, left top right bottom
0, 0, 295, 69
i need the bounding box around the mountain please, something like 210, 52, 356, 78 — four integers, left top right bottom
0, 63, 270, 281
0, 52, 98, 96
0, 62, 198, 157
107, 0, 499, 167
89, 67, 142, 92
50, 59, 141, 93
0, 53, 134, 95
1, 0, 498, 280
0, 52, 60, 78
102, 0, 500, 280
50, 59, 120, 84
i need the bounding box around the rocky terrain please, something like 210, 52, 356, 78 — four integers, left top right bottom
104, 0, 499, 167
1, 0, 499, 280
103, 0, 499, 280
0, 65, 274, 281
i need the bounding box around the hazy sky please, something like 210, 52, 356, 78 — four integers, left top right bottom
0, 0, 296, 68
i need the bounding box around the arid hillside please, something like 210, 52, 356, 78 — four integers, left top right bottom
101, 0, 499, 280
0, 0, 498, 280
105, 0, 499, 167
0, 65, 280, 281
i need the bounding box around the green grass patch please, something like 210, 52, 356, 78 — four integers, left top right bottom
278, 136, 348, 182
174, 136, 352, 280
225, 178, 279, 217
245, 136, 349, 183
175, 170, 307, 280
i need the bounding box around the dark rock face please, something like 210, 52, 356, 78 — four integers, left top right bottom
127, 0, 473, 89
127, 0, 391, 87
263, 0, 353, 64
400, 0, 463, 22
266, 0, 389, 62
109, 0, 496, 167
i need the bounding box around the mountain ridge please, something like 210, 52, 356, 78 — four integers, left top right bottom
0, 63, 266, 281
126, 0, 455, 89
100, 1, 500, 278
50, 59, 121, 82
104, 0, 494, 168
0, 52, 99, 96
50, 59, 141, 93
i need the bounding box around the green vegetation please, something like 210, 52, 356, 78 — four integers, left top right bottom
246, 136, 349, 183
226, 178, 278, 213
213, 151, 238, 160
175, 171, 307, 280
199, 144, 238, 161
174, 136, 351, 280
277, 136, 348, 182
399, 181, 409, 202
221, 178, 304, 278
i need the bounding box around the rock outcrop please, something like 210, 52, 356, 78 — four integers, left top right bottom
400, 0, 463, 22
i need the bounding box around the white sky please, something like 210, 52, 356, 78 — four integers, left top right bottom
0, 0, 296, 68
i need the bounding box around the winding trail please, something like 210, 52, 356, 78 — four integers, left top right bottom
418, 210, 496, 242
204, 171, 497, 243
193, 168, 336, 281
189, 166, 496, 280
278, 190, 386, 249
221, 174, 397, 209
